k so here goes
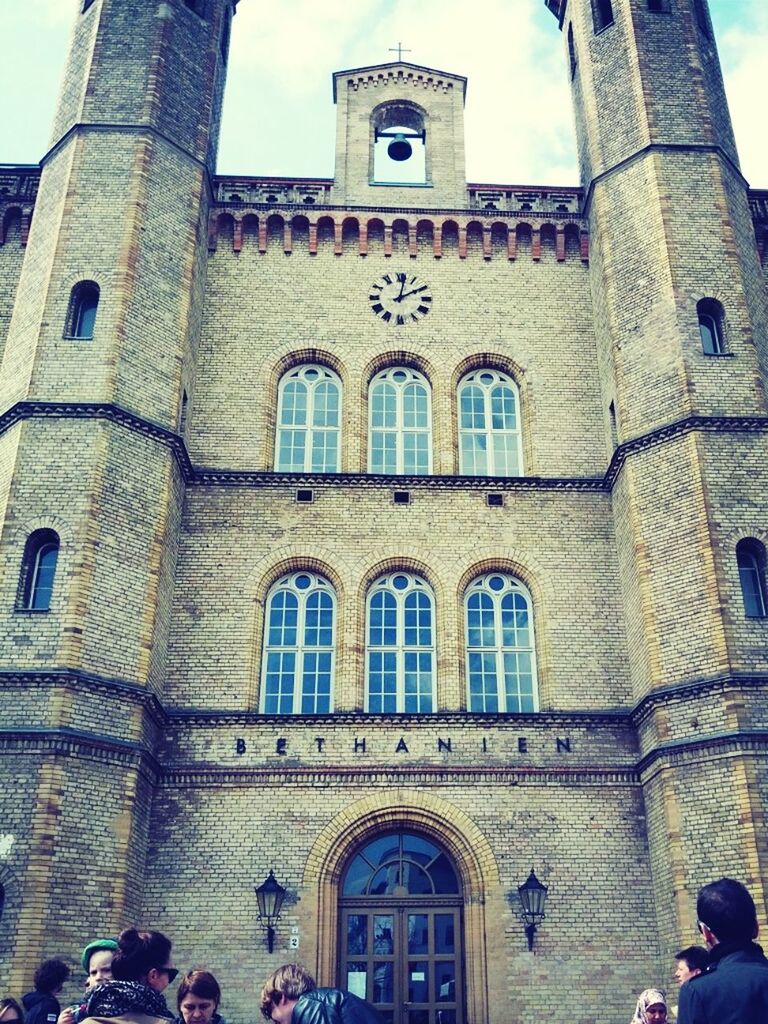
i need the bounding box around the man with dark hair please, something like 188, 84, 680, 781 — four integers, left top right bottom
22, 960, 70, 1024
678, 877, 768, 1023
674, 945, 708, 985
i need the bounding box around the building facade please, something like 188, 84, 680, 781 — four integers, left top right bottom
1, 1, 767, 1022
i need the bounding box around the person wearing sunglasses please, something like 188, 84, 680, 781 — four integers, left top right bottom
78, 929, 176, 1024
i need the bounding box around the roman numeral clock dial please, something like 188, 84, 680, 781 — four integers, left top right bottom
369, 272, 432, 325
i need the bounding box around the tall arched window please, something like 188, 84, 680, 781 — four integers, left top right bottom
736, 539, 767, 619
65, 281, 100, 339
260, 572, 336, 713
20, 530, 60, 611
697, 298, 726, 355
366, 573, 435, 713
369, 368, 431, 475
458, 370, 522, 477
465, 573, 538, 713
275, 365, 341, 472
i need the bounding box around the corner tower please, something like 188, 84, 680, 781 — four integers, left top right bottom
0, 0, 235, 991
547, 0, 768, 955
331, 61, 467, 208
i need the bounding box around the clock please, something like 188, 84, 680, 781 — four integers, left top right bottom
369, 272, 432, 325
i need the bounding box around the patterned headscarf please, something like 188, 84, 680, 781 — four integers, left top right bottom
84, 980, 174, 1021
631, 989, 667, 1024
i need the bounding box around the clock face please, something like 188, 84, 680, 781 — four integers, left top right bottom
369, 273, 432, 325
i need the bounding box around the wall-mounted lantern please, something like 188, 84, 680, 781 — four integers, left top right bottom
518, 868, 548, 951
255, 869, 287, 953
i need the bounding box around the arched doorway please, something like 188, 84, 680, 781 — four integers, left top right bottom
339, 831, 464, 1024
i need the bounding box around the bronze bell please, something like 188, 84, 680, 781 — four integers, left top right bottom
387, 134, 413, 161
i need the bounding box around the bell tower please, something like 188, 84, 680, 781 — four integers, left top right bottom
547, 0, 768, 955
331, 61, 468, 208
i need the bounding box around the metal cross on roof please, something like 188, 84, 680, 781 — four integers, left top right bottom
388, 42, 412, 62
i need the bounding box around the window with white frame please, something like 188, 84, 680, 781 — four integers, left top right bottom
366, 573, 435, 713
369, 367, 431, 475
736, 539, 768, 619
260, 572, 336, 713
275, 365, 341, 472
465, 573, 538, 713
458, 369, 522, 476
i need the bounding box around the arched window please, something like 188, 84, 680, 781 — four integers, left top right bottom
366, 573, 435, 713
372, 103, 427, 186
697, 298, 726, 355
65, 281, 99, 339
369, 368, 431, 475
458, 369, 522, 477
275, 365, 341, 473
20, 530, 60, 611
260, 572, 336, 713
465, 573, 538, 713
736, 539, 767, 619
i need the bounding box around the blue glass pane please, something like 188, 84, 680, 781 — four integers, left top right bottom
467, 592, 495, 647
459, 385, 485, 429
369, 591, 397, 645
313, 381, 339, 427
31, 544, 58, 610
404, 591, 432, 646
281, 380, 308, 426
402, 383, 428, 428
490, 384, 517, 430
268, 591, 298, 646
264, 651, 295, 714
371, 382, 397, 427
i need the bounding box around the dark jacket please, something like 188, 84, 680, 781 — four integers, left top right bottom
292, 989, 383, 1024
22, 992, 61, 1024
677, 940, 768, 1023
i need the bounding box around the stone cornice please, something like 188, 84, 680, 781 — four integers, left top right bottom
637, 729, 768, 779
0, 726, 161, 782
1, 401, 767, 495
630, 671, 768, 727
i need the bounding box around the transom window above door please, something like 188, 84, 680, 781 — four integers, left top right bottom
343, 832, 459, 896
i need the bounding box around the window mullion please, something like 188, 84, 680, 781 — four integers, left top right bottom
396, 382, 405, 475
397, 590, 405, 712
494, 594, 507, 713
304, 383, 315, 472
293, 593, 307, 714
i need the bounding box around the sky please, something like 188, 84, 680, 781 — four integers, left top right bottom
1, 0, 766, 188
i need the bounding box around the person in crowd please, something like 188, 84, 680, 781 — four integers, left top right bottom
77, 928, 176, 1024
260, 964, 383, 1024
22, 961, 70, 1024
59, 938, 120, 1024
0, 999, 24, 1024
674, 946, 708, 986
678, 877, 768, 1023
81, 941, 119, 991
175, 971, 225, 1024
631, 989, 668, 1024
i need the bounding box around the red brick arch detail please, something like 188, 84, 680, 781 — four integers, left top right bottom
450, 352, 527, 392
361, 350, 437, 394
253, 555, 345, 609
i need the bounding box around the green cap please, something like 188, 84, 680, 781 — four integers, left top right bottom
81, 939, 119, 972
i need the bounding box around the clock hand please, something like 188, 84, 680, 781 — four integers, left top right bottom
398, 284, 429, 300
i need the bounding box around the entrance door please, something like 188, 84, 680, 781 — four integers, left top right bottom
339, 832, 464, 1024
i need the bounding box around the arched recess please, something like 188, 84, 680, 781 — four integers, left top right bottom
304, 790, 499, 1024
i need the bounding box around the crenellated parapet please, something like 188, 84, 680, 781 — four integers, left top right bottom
207, 205, 589, 262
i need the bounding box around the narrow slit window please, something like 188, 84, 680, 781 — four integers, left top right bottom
697, 298, 726, 355
592, 0, 614, 32
568, 23, 577, 78
20, 530, 60, 611
737, 539, 767, 619
65, 281, 100, 340
694, 0, 711, 37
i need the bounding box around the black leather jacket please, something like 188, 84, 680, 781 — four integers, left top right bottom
291, 989, 383, 1024
678, 941, 768, 1023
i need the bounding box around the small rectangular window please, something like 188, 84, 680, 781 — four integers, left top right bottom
393, 491, 411, 505
592, 0, 614, 32
486, 493, 504, 508
296, 489, 314, 504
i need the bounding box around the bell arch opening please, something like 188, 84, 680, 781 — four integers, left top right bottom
372, 103, 428, 185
